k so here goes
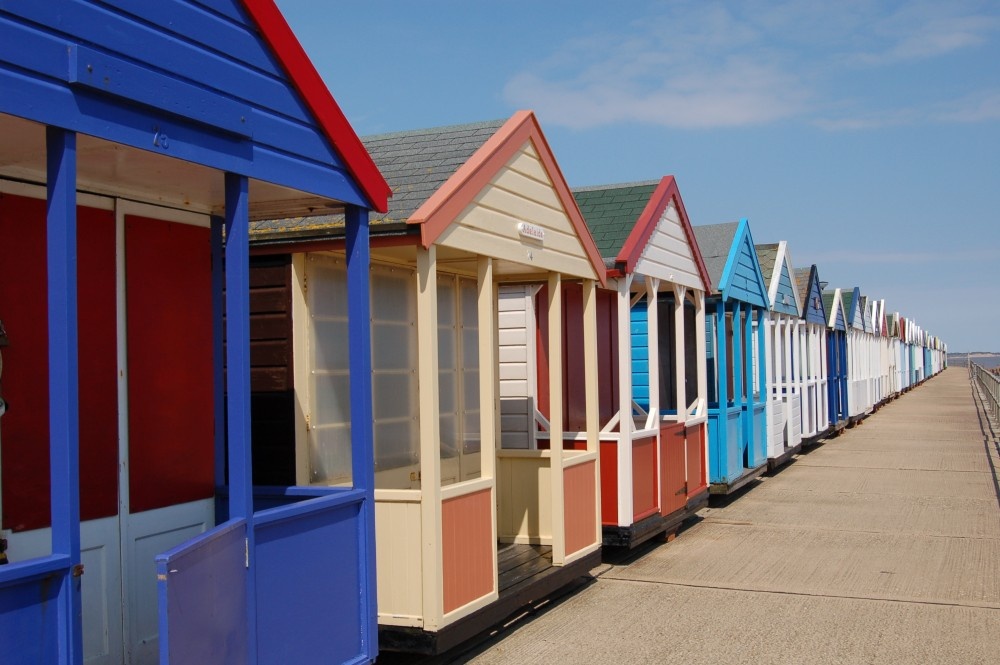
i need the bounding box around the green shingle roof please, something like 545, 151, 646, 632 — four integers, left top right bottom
572, 181, 658, 260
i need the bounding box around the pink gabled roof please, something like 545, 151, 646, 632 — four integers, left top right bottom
241, 0, 391, 213
615, 176, 712, 291
407, 110, 607, 287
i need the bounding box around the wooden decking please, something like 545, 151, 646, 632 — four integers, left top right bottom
497, 543, 552, 593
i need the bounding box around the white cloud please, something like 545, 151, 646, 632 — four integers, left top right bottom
807, 248, 1000, 265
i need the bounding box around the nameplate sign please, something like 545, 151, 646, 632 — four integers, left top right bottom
517, 222, 545, 243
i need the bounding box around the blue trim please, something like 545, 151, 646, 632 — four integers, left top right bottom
718, 219, 769, 308
346, 205, 378, 661
253, 489, 366, 526
211, 216, 226, 489
223, 172, 257, 665
46, 126, 83, 665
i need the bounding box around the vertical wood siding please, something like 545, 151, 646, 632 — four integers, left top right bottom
374, 494, 424, 624
631, 435, 657, 520
659, 422, 686, 515
442, 488, 494, 614
0, 194, 118, 531
563, 459, 597, 556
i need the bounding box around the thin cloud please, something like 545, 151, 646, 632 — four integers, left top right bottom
503, 1, 999, 131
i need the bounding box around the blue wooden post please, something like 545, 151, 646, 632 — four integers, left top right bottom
345, 204, 377, 659
714, 303, 728, 482
756, 307, 767, 464
211, 216, 226, 491
46, 126, 83, 665
223, 172, 257, 664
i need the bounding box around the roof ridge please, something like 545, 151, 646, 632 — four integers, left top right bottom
362, 118, 508, 142
572, 179, 660, 193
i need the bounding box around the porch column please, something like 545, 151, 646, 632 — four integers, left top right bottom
346, 205, 376, 649
645, 279, 660, 426
696, 292, 707, 416
416, 245, 443, 628
615, 274, 633, 525
713, 303, 728, 483
477, 256, 499, 588
582, 278, 600, 545
672, 284, 685, 425
547, 273, 565, 564
47, 126, 83, 664
223, 172, 256, 664
211, 217, 225, 488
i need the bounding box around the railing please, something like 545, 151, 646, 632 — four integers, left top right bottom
971, 363, 1000, 422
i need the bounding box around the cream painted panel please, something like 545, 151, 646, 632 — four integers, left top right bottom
506, 144, 550, 183
487, 163, 563, 211
440, 224, 597, 281
375, 495, 424, 626
635, 202, 702, 290
471, 186, 575, 239
496, 455, 552, 544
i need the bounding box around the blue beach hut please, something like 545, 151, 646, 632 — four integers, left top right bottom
692, 220, 770, 494
822, 288, 849, 431
0, 2, 390, 664
793, 265, 829, 442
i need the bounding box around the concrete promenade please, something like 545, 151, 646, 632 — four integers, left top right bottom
456, 368, 1000, 664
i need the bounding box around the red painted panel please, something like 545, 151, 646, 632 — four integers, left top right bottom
659, 422, 686, 516
631, 436, 658, 521
0, 194, 118, 531
563, 460, 597, 557
126, 216, 213, 514
686, 422, 708, 496
442, 488, 494, 614
599, 439, 618, 526
535, 284, 618, 432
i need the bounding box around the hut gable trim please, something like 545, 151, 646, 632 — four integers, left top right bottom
717, 219, 769, 308
795, 266, 827, 326
823, 289, 847, 331
620, 176, 711, 291
761, 241, 800, 316
240, 0, 390, 211
410, 111, 606, 286
433, 140, 601, 281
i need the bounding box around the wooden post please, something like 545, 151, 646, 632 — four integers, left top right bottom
583, 278, 600, 545
672, 284, 685, 425
616, 274, 634, 525
477, 256, 499, 592
548, 273, 565, 565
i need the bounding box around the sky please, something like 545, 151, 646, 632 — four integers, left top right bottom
274, 0, 999, 353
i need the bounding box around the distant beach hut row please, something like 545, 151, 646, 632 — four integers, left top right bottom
0, 2, 947, 663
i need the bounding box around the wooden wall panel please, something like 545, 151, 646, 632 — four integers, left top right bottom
442, 489, 494, 614
374, 494, 424, 625
126, 215, 213, 513
631, 436, 658, 521
0, 194, 118, 531
686, 422, 707, 496
659, 422, 686, 516
563, 460, 597, 557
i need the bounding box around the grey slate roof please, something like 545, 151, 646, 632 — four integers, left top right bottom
251, 118, 507, 240
794, 267, 812, 311
691, 222, 739, 293
572, 181, 658, 260
754, 243, 779, 289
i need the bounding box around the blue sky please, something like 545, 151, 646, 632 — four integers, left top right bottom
275, 0, 999, 352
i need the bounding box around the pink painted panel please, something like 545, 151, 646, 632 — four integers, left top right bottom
442, 488, 494, 614
563, 460, 598, 557
631, 436, 658, 521
686, 422, 708, 496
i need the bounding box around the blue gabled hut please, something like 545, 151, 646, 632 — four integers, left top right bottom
794, 265, 829, 441
692, 220, 770, 494
0, 2, 390, 664
822, 288, 849, 430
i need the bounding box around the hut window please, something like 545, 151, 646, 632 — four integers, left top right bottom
305, 255, 353, 485
438, 275, 481, 486
370, 264, 420, 488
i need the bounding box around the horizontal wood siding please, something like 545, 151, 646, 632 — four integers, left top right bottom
442, 489, 495, 614
0, 0, 363, 202
771, 262, 799, 316
631, 303, 649, 411
804, 272, 827, 325
499, 286, 532, 449
563, 459, 597, 556
438, 143, 598, 280
634, 201, 703, 291
249, 255, 295, 486
726, 237, 767, 307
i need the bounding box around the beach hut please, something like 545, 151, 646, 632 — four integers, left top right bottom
0, 2, 391, 664
572, 177, 712, 547
823, 288, 849, 431
756, 242, 802, 467
248, 113, 606, 654
692, 221, 769, 494
840, 287, 870, 423
793, 266, 829, 442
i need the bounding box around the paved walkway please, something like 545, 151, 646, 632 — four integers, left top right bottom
457, 368, 1000, 664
